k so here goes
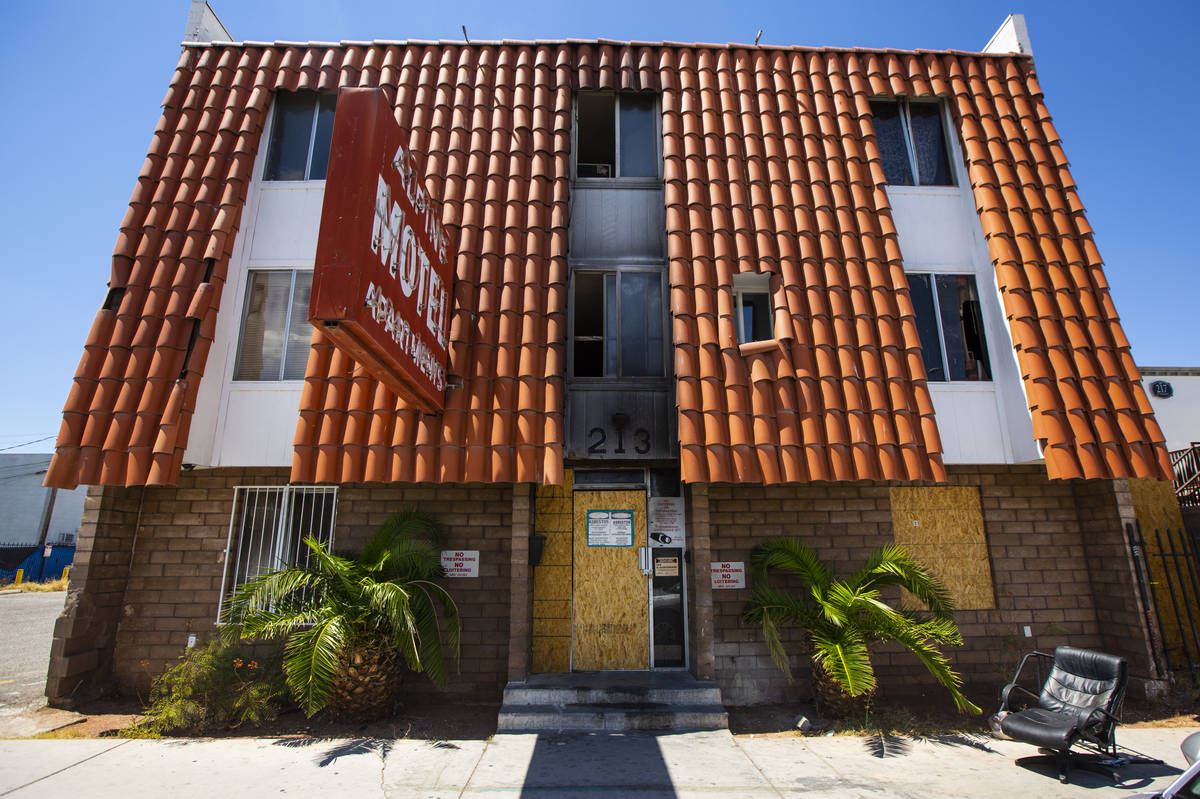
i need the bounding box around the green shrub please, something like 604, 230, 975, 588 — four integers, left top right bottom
131, 640, 287, 735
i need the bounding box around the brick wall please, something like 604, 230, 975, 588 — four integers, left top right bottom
47, 484, 145, 705
706, 466, 1139, 708
51, 469, 516, 705
1072, 478, 1160, 679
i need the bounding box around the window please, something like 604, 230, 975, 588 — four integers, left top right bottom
870, 99, 954, 186
218, 486, 337, 620
263, 92, 336, 181
733, 273, 774, 344
572, 270, 665, 377
908, 273, 991, 382
575, 92, 659, 179
233, 269, 313, 381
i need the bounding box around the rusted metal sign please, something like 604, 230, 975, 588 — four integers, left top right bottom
310, 88, 454, 412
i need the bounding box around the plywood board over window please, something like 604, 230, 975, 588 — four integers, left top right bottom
890, 486, 995, 610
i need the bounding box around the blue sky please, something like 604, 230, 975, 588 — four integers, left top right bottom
1, 0, 1196, 454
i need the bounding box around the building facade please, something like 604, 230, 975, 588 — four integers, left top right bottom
44, 8, 1180, 709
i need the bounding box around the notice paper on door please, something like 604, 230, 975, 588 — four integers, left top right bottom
654, 556, 679, 577
648, 497, 685, 547
587, 509, 634, 547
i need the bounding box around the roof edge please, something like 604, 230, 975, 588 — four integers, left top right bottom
178, 38, 1035, 59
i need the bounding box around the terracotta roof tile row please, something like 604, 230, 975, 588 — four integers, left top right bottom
45, 41, 1169, 489
942, 55, 1170, 479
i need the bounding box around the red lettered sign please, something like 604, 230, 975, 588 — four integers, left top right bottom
309, 88, 454, 412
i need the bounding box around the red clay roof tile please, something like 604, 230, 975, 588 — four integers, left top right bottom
44, 41, 1171, 488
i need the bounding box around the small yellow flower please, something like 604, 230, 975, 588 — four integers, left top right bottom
232, 658, 243, 668
248, 660, 258, 670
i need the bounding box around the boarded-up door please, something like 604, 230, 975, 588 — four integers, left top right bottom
572, 490, 648, 670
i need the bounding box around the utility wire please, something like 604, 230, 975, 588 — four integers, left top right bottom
0, 435, 56, 453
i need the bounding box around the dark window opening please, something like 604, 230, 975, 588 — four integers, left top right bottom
733, 275, 775, 344
870, 99, 954, 187
737, 292, 773, 343
264, 92, 337, 181
909, 273, 991, 382
571, 270, 664, 377
576, 92, 659, 179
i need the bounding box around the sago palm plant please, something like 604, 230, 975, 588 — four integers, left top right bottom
741, 538, 980, 717
221, 509, 460, 720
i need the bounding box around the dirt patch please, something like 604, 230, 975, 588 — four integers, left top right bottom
40, 695, 499, 741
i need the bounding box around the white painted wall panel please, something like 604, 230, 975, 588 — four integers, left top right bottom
928, 387, 1008, 463
886, 165, 1039, 464
249, 187, 325, 264
216, 389, 303, 467
183, 104, 328, 469
1143, 373, 1200, 452
888, 189, 974, 268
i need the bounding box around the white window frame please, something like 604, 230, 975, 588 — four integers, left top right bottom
872, 98, 957, 187
573, 91, 663, 182
217, 485, 338, 622
732, 273, 774, 344
232, 267, 313, 382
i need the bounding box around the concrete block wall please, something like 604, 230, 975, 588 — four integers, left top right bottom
706, 466, 1139, 708
51, 468, 516, 705
47, 484, 145, 705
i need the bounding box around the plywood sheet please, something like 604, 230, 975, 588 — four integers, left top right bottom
532, 636, 570, 673
531, 474, 575, 674
891, 486, 995, 610
572, 489, 649, 670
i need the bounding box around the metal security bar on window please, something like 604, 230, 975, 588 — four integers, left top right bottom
217, 485, 337, 621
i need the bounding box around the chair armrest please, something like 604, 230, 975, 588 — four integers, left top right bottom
1080, 706, 1119, 741
999, 682, 1040, 712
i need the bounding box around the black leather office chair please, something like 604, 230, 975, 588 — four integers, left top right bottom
996, 646, 1128, 783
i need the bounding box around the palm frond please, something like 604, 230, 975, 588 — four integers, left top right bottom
810, 630, 875, 697
361, 509, 447, 571
283, 613, 346, 716
883, 620, 980, 714
850, 544, 955, 617
750, 538, 832, 591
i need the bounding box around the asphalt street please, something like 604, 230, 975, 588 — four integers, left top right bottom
0, 591, 64, 716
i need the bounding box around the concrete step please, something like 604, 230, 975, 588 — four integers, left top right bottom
497, 703, 728, 732
497, 672, 728, 732
502, 683, 722, 707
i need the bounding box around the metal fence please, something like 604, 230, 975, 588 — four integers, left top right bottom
1127, 521, 1200, 679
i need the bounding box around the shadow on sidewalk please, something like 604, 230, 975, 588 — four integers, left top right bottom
518, 732, 677, 796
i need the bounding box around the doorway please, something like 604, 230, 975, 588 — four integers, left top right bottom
569, 476, 687, 671
572, 489, 648, 669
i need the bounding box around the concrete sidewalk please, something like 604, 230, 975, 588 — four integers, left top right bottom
0, 726, 1194, 798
